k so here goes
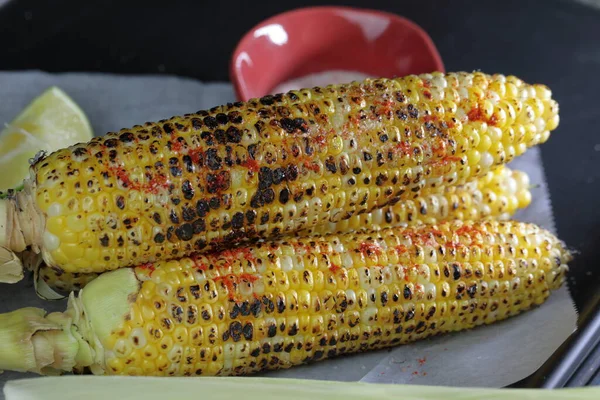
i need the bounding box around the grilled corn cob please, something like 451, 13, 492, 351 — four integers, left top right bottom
0, 220, 569, 376
37, 166, 532, 294
0, 72, 559, 280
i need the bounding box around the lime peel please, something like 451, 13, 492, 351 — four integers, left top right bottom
0, 87, 94, 191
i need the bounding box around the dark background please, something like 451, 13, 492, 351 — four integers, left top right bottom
0, 0, 598, 386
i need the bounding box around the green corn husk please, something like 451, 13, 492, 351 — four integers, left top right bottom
3, 376, 597, 400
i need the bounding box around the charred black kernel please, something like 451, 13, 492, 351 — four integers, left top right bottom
154, 233, 165, 243
259, 167, 273, 189
377, 152, 385, 166
379, 133, 389, 143
230, 303, 241, 319
189, 285, 200, 299
276, 297, 285, 313
200, 131, 214, 145
313, 350, 324, 359
229, 321, 243, 342
286, 165, 299, 181
206, 171, 230, 194
262, 343, 272, 354
99, 234, 109, 247
175, 224, 194, 241
117, 236, 124, 247
273, 343, 283, 352
181, 155, 194, 172
228, 111, 243, 124
201, 310, 211, 321
272, 167, 286, 185
163, 123, 175, 134
194, 239, 207, 250
247, 144, 258, 160
385, 210, 393, 223
250, 299, 261, 317
171, 305, 184, 323
205, 149, 222, 170
260, 95, 275, 106
104, 138, 118, 148
393, 309, 402, 324
209, 197, 220, 209
443, 265, 450, 278
408, 104, 419, 118
214, 129, 227, 144
426, 306, 437, 320
265, 323, 278, 338
226, 126, 242, 143
347, 177, 356, 186
250, 347, 261, 357
405, 309, 415, 321
166, 226, 174, 241
280, 118, 295, 133
180, 181, 194, 201
363, 152, 373, 161
231, 212, 244, 229
452, 263, 462, 280
288, 323, 298, 336
396, 110, 408, 120
72, 147, 87, 157
119, 132, 135, 143
380, 291, 388, 306
161, 318, 172, 330
203, 116, 218, 129
215, 113, 228, 125
304, 142, 314, 156
375, 174, 387, 186
467, 284, 477, 298
242, 323, 253, 340
171, 197, 181, 206
115, 195, 125, 210
260, 212, 269, 225
169, 210, 180, 224
222, 330, 231, 341
246, 210, 257, 224
325, 157, 337, 173
262, 188, 275, 204
191, 118, 203, 130
192, 219, 206, 234
181, 206, 196, 221
196, 200, 209, 217
283, 343, 294, 353
250, 192, 264, 208
277, 188, 290, 204
415, 321, 426, 333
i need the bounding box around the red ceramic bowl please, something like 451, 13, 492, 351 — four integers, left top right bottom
230, 6, 444, 101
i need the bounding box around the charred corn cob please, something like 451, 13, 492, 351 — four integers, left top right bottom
37, 166, 532, 294
305, 166, 531, 235
0, 72, 559, 280
0, 220, 569, 376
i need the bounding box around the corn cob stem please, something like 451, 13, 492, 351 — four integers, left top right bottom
0, 72, 559, 281
0, 221, 570, 376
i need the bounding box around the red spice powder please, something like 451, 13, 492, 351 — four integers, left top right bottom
242, 158, 260, 173
468, 105, 498, 126
188, 148, 204, 165
138, 262, 155, 275
329, 263, 341, 273
358, 242, 382, 257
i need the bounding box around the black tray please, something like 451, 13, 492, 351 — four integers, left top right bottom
0, 0, 598, 387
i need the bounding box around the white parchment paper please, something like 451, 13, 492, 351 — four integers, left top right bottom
0, 71, 577, 394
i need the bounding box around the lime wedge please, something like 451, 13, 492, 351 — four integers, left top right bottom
0, 87, 93, 191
